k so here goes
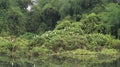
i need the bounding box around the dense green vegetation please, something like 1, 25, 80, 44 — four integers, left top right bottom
0, 0, 120, 66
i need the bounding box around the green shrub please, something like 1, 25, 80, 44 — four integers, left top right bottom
36, 29, 88, 52
100, 48, 118, 55
85, 34, 113, 51
0, 37, 12, 55
19, 32, 36, 40
55, 20, 71, 30
111, 39, 120, 50
55, 19, 84, 35
44, 35, 88, 52
80, 13, 101, 34
32, 46, 51, 54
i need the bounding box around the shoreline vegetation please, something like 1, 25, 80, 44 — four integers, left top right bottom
0, 0, 120, 66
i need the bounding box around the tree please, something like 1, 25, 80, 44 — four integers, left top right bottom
106, 3, 120, 38
0, 0, 9, 9
41, 6, 60, 29
96, 3, 120, 38
5, 7, 26, 35
15, 0, 32, 10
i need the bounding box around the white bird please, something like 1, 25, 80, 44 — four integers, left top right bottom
34, 64, 36, 67
12, 62, 14, 66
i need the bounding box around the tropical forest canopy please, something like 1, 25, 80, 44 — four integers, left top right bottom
0, 0, 119, 37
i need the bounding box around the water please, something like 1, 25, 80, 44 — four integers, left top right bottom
0, 54, 120, 67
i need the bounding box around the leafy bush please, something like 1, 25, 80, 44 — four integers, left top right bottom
55, 19, 84, 35
85, 34, 113, 51
55, 20, 71, 30
85, 33, 120, 51
32, 46, 51, 54
40, 30, 88, 52
111, 39, 120, 50
100, 48, 118, 55
0, 37, 12, 55
80, 13, 102, 34
19, 32, 36, 40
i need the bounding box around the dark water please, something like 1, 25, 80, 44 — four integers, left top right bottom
0, 55, 120, 67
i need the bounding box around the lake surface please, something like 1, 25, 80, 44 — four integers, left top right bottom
0, 54, 120, 67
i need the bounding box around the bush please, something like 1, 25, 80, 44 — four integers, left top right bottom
55, 19, 84, 35
39, 30, 88, 52
19, 32, 36, 40
32, 46, 51, 55
0, 37, 12, 55
55, 20, 71, 30
85, 34, 113, 51
100, 48, 118, 55
80, 13, 102, 34
111, 39, 120, 50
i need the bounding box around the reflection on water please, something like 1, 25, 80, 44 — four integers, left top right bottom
0, 54, 120, 67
